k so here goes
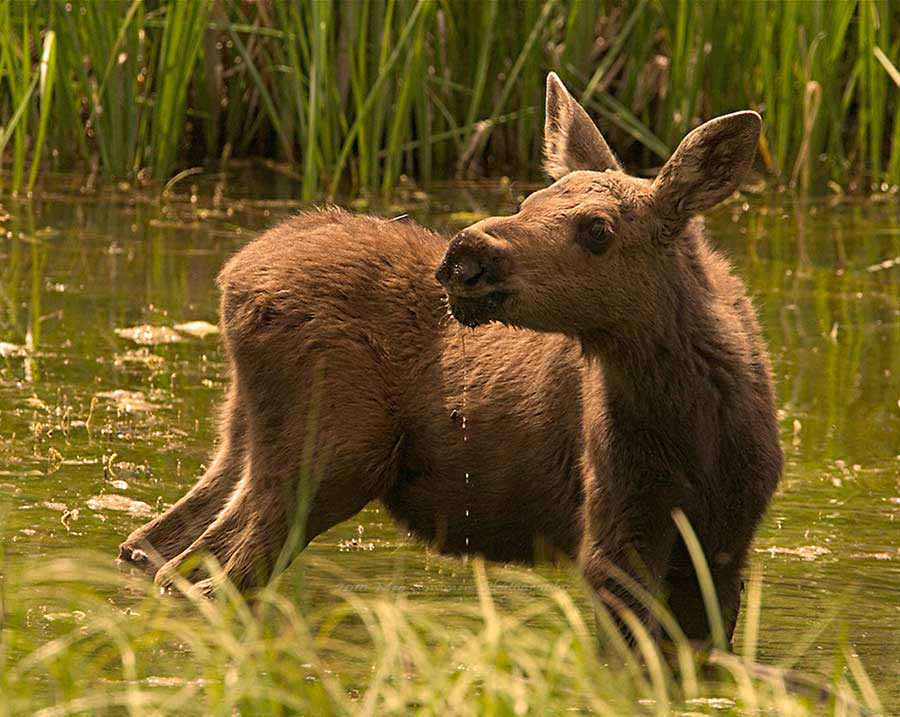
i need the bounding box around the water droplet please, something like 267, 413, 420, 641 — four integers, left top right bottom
460, 328, 472, 552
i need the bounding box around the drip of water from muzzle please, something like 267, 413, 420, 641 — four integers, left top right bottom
460, 327, 471, 552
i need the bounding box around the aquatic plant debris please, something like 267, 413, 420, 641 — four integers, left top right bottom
95, 389, 158, 413
756, 545, 831, 561
173, 320, 219, 338
86, 494, 154, 518
866, 256, 900, 272
685, 697, 736, 709
114, 322, 218, 345
113, 347, 166, 369
114, 325, 184, 345
0, 341, 27, 357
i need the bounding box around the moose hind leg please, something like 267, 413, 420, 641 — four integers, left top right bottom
119, 386, 246, 571
155, 334, 399, 596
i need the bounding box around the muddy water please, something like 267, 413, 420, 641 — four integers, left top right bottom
1, 175, 898, 699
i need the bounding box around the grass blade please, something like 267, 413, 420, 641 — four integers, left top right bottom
671, 509, 727, 651
26, 30, 56, 193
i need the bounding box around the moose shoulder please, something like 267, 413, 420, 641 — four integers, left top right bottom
121, 73, 782, 648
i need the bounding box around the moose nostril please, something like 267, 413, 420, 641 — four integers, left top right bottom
463, 264, 485, 287
456, 256, 485, 287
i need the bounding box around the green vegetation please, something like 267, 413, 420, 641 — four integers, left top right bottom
0, 552, 883, 716
2, 1, 900, 197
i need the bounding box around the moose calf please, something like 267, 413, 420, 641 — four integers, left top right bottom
121, 73, 782, 646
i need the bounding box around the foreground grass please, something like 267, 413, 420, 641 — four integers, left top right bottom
0, 551, 883, 717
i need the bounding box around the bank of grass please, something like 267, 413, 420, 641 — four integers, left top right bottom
2, 1, 900, 197
0, 550, 882, 717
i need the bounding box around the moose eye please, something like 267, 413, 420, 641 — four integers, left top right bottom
575, 219, 613, 256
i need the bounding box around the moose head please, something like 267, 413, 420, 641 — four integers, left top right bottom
436, 73, 760, 337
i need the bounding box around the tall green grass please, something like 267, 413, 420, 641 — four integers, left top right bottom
56, 0, 144, 181
0, 499, 886, 715
0, 2, 56, 196
2, 1, 900, 196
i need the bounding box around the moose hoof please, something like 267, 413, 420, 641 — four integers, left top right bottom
118, 538, 168, 574
187, 577, 221, 600
118, 542, 149, 564
153, 559, 186, 590
153, 547, 215, 591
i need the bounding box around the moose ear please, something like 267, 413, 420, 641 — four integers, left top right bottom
543, 72, 621, 180
652, 111, 761, 218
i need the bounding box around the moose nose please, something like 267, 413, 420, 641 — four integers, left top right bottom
435, 229, 499, 293
435, 253, 485, 289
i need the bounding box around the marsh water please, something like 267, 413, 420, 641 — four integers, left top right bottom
1, 174, 898, 704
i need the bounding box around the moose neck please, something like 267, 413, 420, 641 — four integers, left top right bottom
580, 252, 740, 439
584, 325, 717, 426
579, 314, 730, 502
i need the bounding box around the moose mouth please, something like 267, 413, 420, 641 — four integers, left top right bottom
446, 290, 510, 328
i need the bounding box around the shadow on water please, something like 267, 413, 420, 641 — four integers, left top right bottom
0, 173, 898, 701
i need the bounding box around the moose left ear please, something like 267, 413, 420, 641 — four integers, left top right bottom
652, 111, 761, 217
543, 72, 621, 180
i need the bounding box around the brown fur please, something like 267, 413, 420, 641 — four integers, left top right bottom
120, 74, 781, 646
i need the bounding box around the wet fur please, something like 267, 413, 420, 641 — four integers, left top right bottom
121, 211, 587, 583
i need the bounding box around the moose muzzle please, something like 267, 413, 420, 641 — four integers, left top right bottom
435, 228, 506, 296
436, 228, 510, 327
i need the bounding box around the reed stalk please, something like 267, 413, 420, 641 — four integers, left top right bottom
0, 1, 899, 195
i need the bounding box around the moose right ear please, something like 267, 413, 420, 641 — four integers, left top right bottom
652, 111, 761, 220
543, 72, 621, 180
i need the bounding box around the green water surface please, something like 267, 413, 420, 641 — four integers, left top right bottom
1, 175, 898, 705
